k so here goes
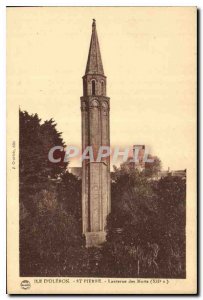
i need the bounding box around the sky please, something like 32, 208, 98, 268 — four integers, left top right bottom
7, 7, 196, 170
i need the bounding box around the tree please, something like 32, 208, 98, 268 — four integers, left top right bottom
19, 110, 83, 276
101, 168, 160, 277
154, 176, 186, 278
19, 110, 185, 278
20, 187, 84, 276
100, 166, 186, 278
144, 155, 162, 178
57, 172, 82, 223
19, 110, 67, 213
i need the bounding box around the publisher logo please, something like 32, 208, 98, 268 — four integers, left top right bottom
21, 280, 31, 290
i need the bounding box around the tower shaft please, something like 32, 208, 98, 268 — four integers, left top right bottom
80, 20, 111, 247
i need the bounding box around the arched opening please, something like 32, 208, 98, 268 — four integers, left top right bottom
92, 80, 96, 95
101, 81, 105, 95
91, 99, 99, 108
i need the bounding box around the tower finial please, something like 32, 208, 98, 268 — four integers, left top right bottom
92, 19, 96, 27
85, 18, 104, 75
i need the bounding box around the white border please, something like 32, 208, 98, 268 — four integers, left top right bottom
0, 0, 201, 298
3, 0, 201, 7
0, 0, 6, 298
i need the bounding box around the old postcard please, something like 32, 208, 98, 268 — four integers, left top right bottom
7, 6, 197, 294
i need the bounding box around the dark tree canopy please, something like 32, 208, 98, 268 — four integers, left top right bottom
20, 110, 84, 276
20, 110, 67, 186
100, 167, 186, 278
19, 110, 185, 278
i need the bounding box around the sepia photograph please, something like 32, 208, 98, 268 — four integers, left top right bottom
6, 6, 197, 294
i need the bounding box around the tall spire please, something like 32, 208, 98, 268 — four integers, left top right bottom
85, 19, 104, 75
81, 20, 110, 247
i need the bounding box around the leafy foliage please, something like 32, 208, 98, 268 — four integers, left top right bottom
100, 169, 186, 278
144, 155, 162, 178
19, 110, 83, 276
20, 110, 185, 278
19, 110, 67, 213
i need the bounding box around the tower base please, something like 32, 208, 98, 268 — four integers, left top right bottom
85, 231, 106, 248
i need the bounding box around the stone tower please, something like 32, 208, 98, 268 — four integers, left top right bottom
80, 20, 111, 247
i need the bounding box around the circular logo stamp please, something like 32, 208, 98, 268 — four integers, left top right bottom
20, 280, 31, 290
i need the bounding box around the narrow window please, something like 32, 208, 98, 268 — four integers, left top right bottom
83, 80, 86, 96
92, 80, 96, 95
101, 81, 105, 95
